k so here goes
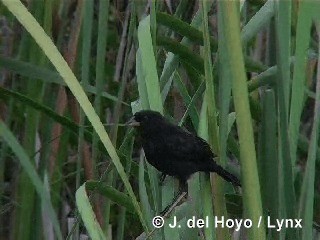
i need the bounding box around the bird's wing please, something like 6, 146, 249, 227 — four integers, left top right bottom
161, 128, 214, 163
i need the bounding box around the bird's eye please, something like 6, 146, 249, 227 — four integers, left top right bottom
143, 115, 148, 120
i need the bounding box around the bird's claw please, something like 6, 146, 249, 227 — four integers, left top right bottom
160, 205, 170, 216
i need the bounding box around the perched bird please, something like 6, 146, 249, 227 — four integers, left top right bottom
127, 110, 241, 190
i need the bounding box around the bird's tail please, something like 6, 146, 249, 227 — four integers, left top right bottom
209, 163, 241, 187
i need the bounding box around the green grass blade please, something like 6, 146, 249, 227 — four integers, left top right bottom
157, 36, 267, 76
241, 0, 274, 44
85, 181, 135, 214
0, 56, 124, 103
75, 183, 106, 240
156, 11, 217, 50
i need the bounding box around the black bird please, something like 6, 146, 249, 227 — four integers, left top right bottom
128, 110, 241, 189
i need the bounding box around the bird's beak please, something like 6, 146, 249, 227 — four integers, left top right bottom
126, 116, 140, 127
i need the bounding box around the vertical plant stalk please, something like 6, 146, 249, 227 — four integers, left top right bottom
79, 0, 105, 231
93, 0, 110, 234
258, 90, 279, 239
16, 3, 47, 239
48, 5, 81, 237
289, 1, 313, 165
110, 7, 132, 143
79, 0, 93, 181
274, 2, 297, 239
74, 0, 94, 238
298, 22, 320, 240
217, 5, 232, 180
92, 0, 109, 178
201, 1, 228, 239
137, 15, 164, 216
219, 2, 266, 240
49, 0, 83, 177
198, 100, 215, 240
275, 0, 291, 114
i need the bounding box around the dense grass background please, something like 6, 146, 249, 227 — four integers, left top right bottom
0, 0, 320, 239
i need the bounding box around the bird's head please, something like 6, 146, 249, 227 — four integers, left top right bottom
127, 110, 164, 132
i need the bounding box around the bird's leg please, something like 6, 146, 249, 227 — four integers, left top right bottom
179, 180, 188, 193
160, 180, 188, 216
159, 173, 167, 186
